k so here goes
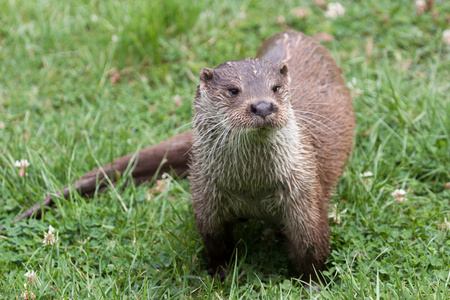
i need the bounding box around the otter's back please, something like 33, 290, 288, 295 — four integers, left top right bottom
257, 31, 355, 196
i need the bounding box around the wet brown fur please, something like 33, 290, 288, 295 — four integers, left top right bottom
191, 31, 354, 283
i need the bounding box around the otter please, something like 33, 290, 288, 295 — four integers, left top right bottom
3, 31, 355, 284
190, 31, 354, 283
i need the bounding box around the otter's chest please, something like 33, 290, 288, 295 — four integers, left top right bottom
213, 140, 287, 190
220, 183, 285, 222
212, 143, 289, 221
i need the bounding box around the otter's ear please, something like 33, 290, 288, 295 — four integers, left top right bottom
199, 68, 214, 82
279, 63, 288, 77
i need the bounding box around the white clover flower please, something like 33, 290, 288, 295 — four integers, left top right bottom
24, 271, 37, 285
443, 29, 450, 45
415, 0, 426, 8
20, 283, 36, 300
360, 171, 373, 178
391, 189, 406, 197
43, 225, 57, 245
324, 2, 345, 19
415, 0, 426, 14
391, 189, 407, 203
292, 7, 311, 19
20, 290, 36, 300
360, 171, 373, 184
24, 271, 36, 278
111, 34, 118, 43
15, 159, 30, 168
15, 159, 30, 177
90, 14, 99, 22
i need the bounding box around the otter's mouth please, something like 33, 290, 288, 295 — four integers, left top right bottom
225, 108, 288, 134
252, 116, 285, 130
244, 123, 281, 135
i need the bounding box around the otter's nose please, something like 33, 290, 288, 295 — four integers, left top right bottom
249, 101, 277, 118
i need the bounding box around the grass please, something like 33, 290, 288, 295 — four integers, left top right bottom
1, 0, 449, 298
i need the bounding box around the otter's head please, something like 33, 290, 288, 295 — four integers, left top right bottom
194, 58, 291, 133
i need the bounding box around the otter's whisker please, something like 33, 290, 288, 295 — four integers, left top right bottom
294, 109, 343, 128
296, 114, 338, 136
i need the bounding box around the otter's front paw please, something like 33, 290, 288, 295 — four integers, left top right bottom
207, 264, 227, 282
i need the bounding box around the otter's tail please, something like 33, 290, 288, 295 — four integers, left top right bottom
2, 130, 193, 229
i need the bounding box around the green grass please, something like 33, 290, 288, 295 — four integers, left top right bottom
1, 0, 449, 298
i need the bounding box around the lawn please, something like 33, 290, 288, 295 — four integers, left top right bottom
1, 0, 449, 299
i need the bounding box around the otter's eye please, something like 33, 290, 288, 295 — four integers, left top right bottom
272, 86, 281, 93
228, 88, 239, 96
